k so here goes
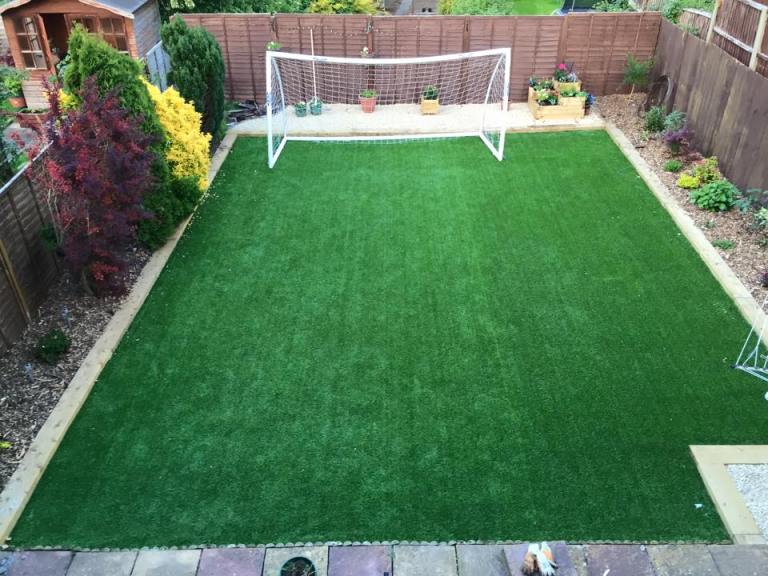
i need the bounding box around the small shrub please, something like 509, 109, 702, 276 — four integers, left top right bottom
662, 125, 692, 155
676, 173, 700, 189
760, 271, 768, 288
691, 156, 721, 185
736, 188, 768, 213
0, 67, 28, 98
595, 0, 632, 11
690, 179, 738, 212
664, 110, 687, 131
623, 54, 653, 95
308, 0, 378, 13
138, 176, 203, 250
35, 328, 71, 364
664, 159, 683, 172
0, 440, 11, 450
712, 239, 734, 250
644, 106, 666, 133
755, 207, 768, 229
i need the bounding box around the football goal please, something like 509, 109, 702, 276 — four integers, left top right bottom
266, 48, 511, 168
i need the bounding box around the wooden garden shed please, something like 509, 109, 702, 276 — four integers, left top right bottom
0, 0, 161, 107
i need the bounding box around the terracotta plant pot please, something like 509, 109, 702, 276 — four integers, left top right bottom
360, 96, 376, 113
420, 98, 439, 115
8, 95, 26, 109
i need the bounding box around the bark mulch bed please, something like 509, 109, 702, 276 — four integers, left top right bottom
598, 93, 767, 304
0, 249, 149, 490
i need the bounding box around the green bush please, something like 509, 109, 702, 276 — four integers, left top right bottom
644, 106, 666, 133
594, 0, 632, 12
623, 54, 653, 95
138, 176, 203, 250
676, 173, 699, 189
712, 239, 734, 250
690, 179, 738, 212
64, 26, 163, 138
438, 0, 518, 14
691, 157, 721, 186
161, 18, 225, 145
664, 159, 683, 172
664, 110, 687, 132
35, 328, 71, 364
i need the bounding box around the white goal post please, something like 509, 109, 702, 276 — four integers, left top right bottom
266, 48, 511, 168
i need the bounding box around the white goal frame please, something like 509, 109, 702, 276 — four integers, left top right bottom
265, 48, 511, 168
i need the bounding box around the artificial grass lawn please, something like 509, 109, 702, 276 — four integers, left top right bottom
12, 132, 768, 548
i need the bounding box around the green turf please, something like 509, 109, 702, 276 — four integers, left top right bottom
12, 132, 768, 548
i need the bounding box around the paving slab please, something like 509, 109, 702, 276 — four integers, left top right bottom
505, 542, 577, 576
6, 551, 71, 576
0, 552, 15, 576
647, 545, 719, 576
584, 545, 654, 576
66, 551, 136, 576
566, 546, 588, 576
456, 544, 509, 576
708, 544, 768, 576
263, 546, 328, 576
131, 550, 200, 576
197, 548, 265, 576
393, 545, 457, 576
328, 545, 391, 576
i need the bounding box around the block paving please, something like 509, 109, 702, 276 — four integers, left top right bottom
1, 543, 766, 576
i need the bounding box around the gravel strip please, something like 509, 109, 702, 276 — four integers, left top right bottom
597, 94, 768, 305
728, 464, 768, 540
0, 249, 150, 490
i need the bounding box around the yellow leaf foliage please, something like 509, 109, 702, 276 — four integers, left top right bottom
143, 79, 211, 190
308, 0, 378, 14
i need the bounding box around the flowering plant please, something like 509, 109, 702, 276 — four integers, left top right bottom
554, 63, 579, 82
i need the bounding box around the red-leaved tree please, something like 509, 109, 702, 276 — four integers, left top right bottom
41, 78, 158, 294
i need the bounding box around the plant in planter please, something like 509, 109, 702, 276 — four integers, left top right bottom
0, 67, 28, 108
16, 107, 48, 135
359, 88, 377, 113
309, 97, 322, 115
266, 41, 283, 51
553, 62, 580, 92
535, 89, 558, 106
559, 87, 587, 108
294, 101, 307, 117
421, 84, 439, 115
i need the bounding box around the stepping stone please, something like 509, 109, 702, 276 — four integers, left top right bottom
393, 545, 457, 576
505, 542, 579, 576
131, 550, 200, 576
647, 545, 719, 576
456, 545, 509, 576
708, 545, 768, 576
328, 545, 391, 576
263, 546, 328, 576
67, 552, 136, 576
7, 551, 71, 576
567, 546, 588, 576
585, 545, 654, 576
197, 548, 265, 576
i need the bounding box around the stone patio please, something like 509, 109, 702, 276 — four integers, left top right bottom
1, 543, 766, 576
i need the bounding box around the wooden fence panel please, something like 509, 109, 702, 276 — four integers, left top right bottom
655, 19, 768, 190
179, 12, 660, 104
0, 157, 59, 355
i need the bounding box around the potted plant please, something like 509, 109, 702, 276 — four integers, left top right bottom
359, 89, 377, 113
294, 101, 307, 117
527, 77, 553, 104
559, 87, 587, 109
421, 84, 439, 115
309, 97, 322, 115
553, 63, 581, 93
16, 107, 48, 135
266, 41, 283, 51
1, 67, 28, 108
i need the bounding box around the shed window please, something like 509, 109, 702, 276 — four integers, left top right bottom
100, 18, 128, 53
14, 17, 46, 69
70, 16, 97, 33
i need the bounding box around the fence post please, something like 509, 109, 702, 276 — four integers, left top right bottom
750, 6, 768, 70
706, 0, 721, 43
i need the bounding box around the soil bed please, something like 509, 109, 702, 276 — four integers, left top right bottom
598, 93, 767, 304
0, 249, 150, 490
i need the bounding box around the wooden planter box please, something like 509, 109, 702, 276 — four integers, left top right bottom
528, 98, 585, 120
420, 98, 439, 114
16, 110, 46, 135
560, 95, 587, 108
554, 80, 582, 92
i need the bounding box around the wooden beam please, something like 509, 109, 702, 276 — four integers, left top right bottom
706, 0, 722, 43
749, 6, 768, 70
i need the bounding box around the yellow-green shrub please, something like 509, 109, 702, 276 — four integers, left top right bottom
677, 173, 700, 190
143, 79, 211, 190
308, 0, 378, 13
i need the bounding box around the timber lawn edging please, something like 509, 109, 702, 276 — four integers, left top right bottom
0, 133, 237, 547
1, 126, 766, 549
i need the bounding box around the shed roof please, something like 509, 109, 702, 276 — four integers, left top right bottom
0, 0, 152, 18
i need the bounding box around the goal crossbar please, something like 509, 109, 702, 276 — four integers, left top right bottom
266, 47, 511, 168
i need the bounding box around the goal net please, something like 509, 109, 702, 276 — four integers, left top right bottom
266, 48, 510, 168
734, 295, 768, 399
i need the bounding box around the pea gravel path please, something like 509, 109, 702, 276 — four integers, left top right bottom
728, 464, 768, 540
